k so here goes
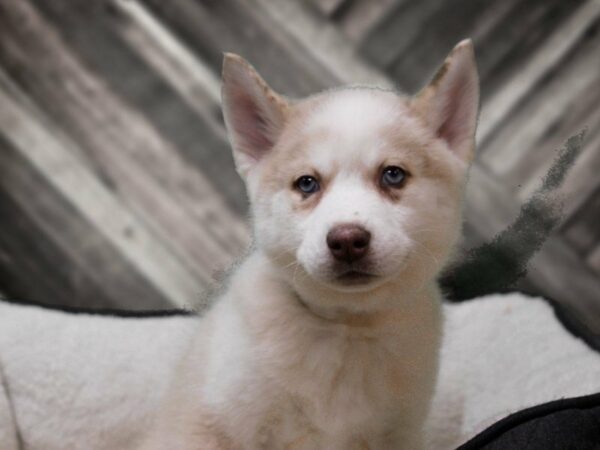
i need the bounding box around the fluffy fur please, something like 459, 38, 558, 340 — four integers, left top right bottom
140, 40, 479, 450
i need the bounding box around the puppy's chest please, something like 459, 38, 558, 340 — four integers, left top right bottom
253, 336, 407, 448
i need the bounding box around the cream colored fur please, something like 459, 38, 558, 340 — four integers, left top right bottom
140, 40, 479, 450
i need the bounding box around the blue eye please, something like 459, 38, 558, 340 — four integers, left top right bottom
295, 175, 320, 195
381, 166, 407, 187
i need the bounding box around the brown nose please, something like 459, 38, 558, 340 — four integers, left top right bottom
326, 224, 371, 263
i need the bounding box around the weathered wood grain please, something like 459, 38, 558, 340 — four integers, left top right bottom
307, 0, 348, 17
588, 240, 600, 274
359, 0, 444, 71
480, 13, 600, 187
562, 187, 600, 257
0, 0, 250, 277
29, 0, 248, 217
113, 0, 221, 111
386, 0, 497, 92
335, 0, 400, 43
559, 126, 600, 218
0, 135, 128, 308
252, 0, 391, 87
528, 237, 600, 331
475, 0, 586, 100
0, 81, 178, 309
515, 87, 600, 213
477, 0, 600, 147
142, 0, 340, 96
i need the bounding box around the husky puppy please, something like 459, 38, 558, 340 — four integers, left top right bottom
141, 39, 479, 450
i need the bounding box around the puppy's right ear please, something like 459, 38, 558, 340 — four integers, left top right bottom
221, 53, 289, 178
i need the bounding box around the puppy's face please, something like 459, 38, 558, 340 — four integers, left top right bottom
222, 41, 479, 303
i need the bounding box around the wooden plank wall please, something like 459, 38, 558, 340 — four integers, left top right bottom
0, 0, 598, 331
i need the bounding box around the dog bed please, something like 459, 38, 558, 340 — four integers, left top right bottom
0, 292, 599, 449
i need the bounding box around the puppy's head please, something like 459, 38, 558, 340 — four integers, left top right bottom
222, 41, 479, 308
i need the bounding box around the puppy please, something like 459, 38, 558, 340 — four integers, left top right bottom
140, 39, 479, 450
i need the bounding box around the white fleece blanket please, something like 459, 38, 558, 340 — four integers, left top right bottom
0, 293, 598, 450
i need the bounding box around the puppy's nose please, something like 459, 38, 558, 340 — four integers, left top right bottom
326, 224, 371, 263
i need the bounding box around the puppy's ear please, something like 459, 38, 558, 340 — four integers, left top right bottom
411, 39, 479, 163
221, 53, 289, 178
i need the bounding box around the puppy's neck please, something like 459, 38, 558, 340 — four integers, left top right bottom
293, 293, 414, 328
234, 250, 439, 332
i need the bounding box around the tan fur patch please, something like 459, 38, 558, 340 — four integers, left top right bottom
259, 123, 332, 212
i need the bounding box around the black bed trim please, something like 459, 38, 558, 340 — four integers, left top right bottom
456, 392, 600, 449
0, 297, 195, 318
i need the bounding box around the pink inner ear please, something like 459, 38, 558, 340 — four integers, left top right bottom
433, 67, 478, 160
437, 81, 469, 149
230, 91, 275, 161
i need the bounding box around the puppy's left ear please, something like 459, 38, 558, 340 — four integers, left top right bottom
411, 39, 479, 163
221, 53, 289, 178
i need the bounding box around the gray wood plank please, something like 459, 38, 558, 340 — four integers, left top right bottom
587, 236, 600, 274
30, 0, 248, 217
307, 0, 348, 17
527, 237, 600, 333
142, 0, 340, 96
0, 67, 209, 308
559, 125, 600, 218
360, 0, 585, 96
359, 0, 444, 71
111, 0, 221, 113
516, 88, 600, 211
475, 0, 586, 100
562, 186, 600, 258
337, 0, 402, 43
251, 0, 391, 87
476, 0, 600, 148
0, 0, 250, 291
387, 0, 499, 92
480, 17, 600, 187
0, 133, 171, 309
